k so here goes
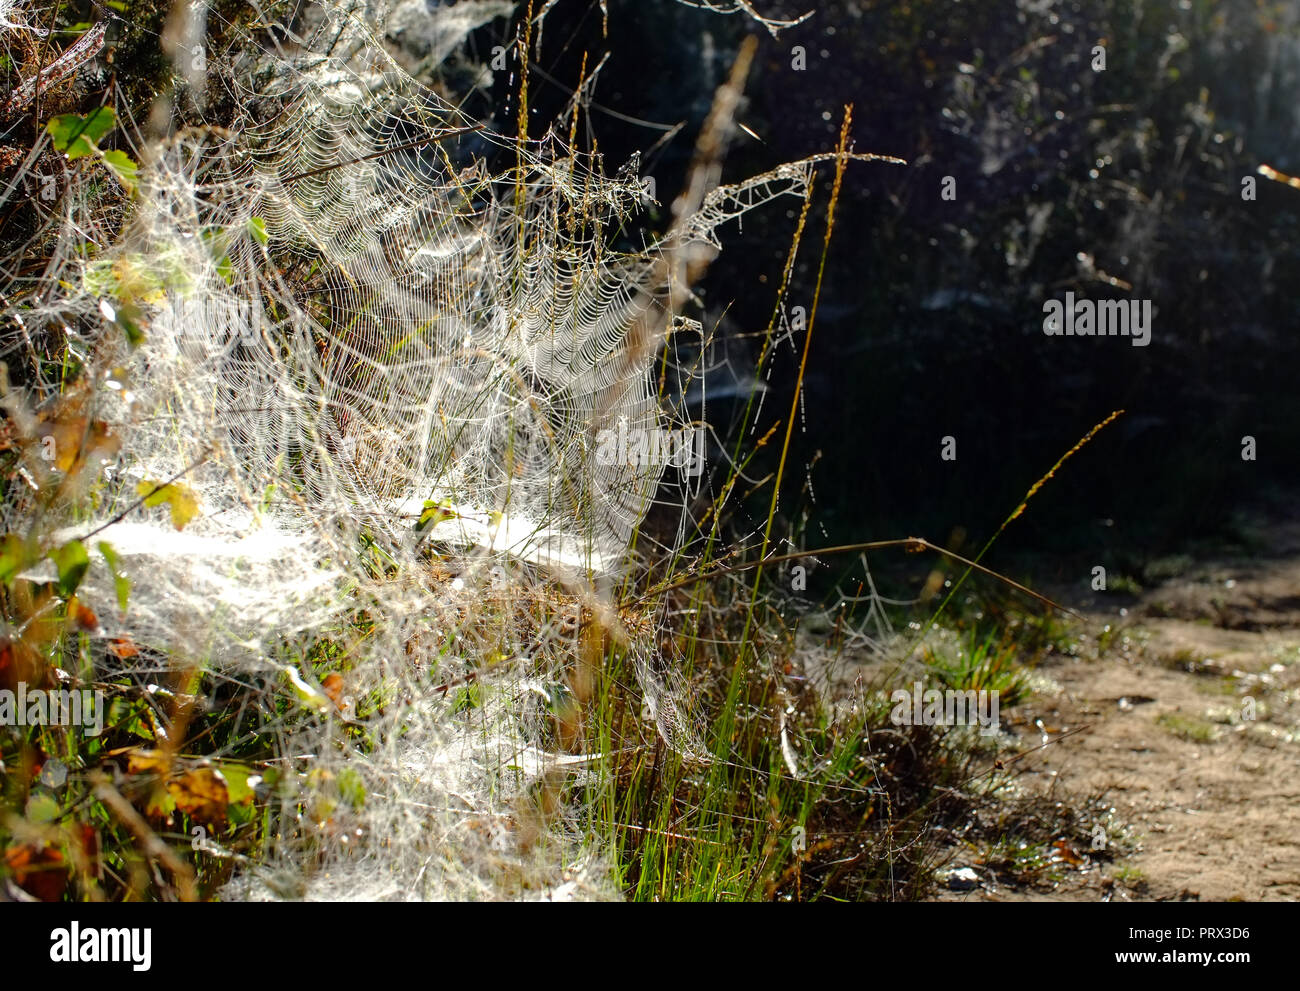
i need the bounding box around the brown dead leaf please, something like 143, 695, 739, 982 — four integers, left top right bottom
322, 672, 345, 709
168, 766, 229, 826
4, 842, 68, 902
67, 596, 98, 631
1051, 838, 1085, 867
127, 748, 171, 776
7, 581, 59, 654
39, 404, 120, 477
0, 639, 39, 694
106, 636, 140, 659
75, 824, 101, 879
144, 783, 176, 820
127, 750, 183, 821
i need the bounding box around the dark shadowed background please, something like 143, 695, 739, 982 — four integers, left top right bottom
477, 0, 1300, 588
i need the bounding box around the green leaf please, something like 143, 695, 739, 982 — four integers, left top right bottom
284, 666, 330, 712
110, 699, 154, 741
46, 108, 116, 160
25, 792, 60, 824
0, 533, 37, 586
337, 767, 366, 810
100, 149, 138, 192
416, 498, 457, 532
200, 228, 235, 285
97, 541, 130, 612
217, 763, 255, 805
260, 767, 284, 795
50, 540, 90, 598
247, 216, 269, 246
451, 684, 482, 714
145, 785, 176, 819
117, 311, 144, 347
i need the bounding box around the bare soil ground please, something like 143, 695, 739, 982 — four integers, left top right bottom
945, 520, 1300, 901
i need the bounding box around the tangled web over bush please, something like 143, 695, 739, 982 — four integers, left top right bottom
1, 0, 869, 899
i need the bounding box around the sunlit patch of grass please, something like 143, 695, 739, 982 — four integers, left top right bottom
1108, 573, 1144, 596
1194, 676, 1240, 698
1113, 863, 1147, 889
1142, 555, 1195, 583
1159, 648, 1222, 675
1155, 711, 1219, 744
977, 838, 1062, 886
924, 629, 1032, 707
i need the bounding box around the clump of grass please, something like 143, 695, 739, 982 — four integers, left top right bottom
1113, 863, 1148, 890
1159, 648, 1221, 676
1196, 677, 1240, 698
1142, 555, 1195, 583
1156, 711, 1219, 744
580, 629, 996, 901
924, 629, 1032, 707
1107, 573, 1144, 596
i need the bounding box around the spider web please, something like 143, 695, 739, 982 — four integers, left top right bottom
115, 1, 820, 578
3, 0, 837, 900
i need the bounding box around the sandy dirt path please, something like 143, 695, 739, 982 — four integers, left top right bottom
961, 522, 1300, 901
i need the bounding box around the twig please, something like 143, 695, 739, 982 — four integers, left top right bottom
924, 409, 1124, 632
641, 537, 1081, 619
18, 21, 109, 120
73, 449, 211, 544
89, 771, 198, 902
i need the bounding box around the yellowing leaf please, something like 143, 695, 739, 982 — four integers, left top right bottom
416, 498, 457, 532
0, 533, 37, 586
169, 766, 229, 826
66, 595, 98, 630
109, 256, 168, 306
284, 666, 330, 712
136, 479, 200, 530
127, 748, 171, 775
216, 763, 256, 805
144, 784, 176, 819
